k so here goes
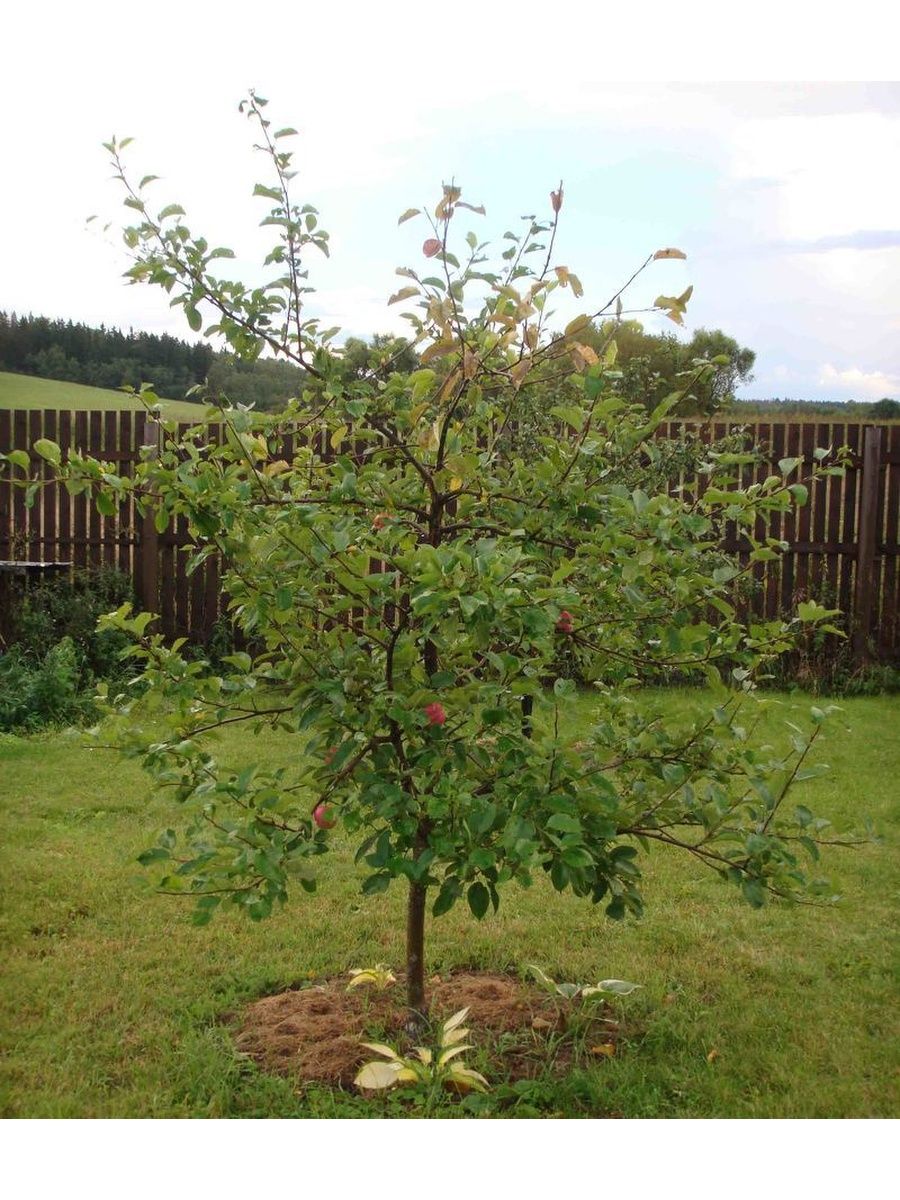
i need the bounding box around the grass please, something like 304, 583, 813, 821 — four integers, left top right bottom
0, 371, 204, 421
0, 689, 897, 1118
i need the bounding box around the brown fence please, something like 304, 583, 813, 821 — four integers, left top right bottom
1, 409, 898, 660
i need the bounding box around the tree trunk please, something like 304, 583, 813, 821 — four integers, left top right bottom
406, 877, 427, 1027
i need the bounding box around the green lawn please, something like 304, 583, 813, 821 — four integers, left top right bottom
0, 371, 204, 421
0, 689, 897, 1118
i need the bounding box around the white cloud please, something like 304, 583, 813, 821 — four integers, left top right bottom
818, 363, 899, 399
729, 113, 900, 241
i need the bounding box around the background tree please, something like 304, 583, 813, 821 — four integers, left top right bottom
16, 94, 857, 1027
335, 333, 418, 382
580, 320, 755, 415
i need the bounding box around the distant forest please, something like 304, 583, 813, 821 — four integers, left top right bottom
0, 311, 215, 400
1, 310, 896, 419
0, 312, 309, 411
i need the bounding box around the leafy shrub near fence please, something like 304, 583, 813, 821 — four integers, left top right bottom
0, 567, 134, 732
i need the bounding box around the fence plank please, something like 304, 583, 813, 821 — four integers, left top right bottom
58, 409, 72, 570
0, 409, 12, 561
852, 426, 883, 660
27, 410, 42, 561
42, 410, 58, 561
881, 426, 899, 652
72, 411, 89, 568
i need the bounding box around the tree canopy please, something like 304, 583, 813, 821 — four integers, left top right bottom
8, 93, 863, 1021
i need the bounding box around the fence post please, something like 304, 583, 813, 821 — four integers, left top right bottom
852, 425, 882, 663
137, 416, 161, 619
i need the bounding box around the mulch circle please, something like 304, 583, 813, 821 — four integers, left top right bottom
233, 970, 620, 1089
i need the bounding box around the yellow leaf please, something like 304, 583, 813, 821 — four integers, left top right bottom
388, 285, 420, 306
420, 339, 455, 365
531, 1016, 553, 1030
653, 247, 687, 260
590, 1043, 616, 1058
564, 315, 591, 339
418, 419, 440, 451
263, 459, 290, 477
449, 477, 463, 493
438, 369, 461, 402
706, 1048, 719, 1063
510, 360, 530, 390
574, 343, 598, 366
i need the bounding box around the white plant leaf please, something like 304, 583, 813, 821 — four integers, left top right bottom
441, 1025, 471, 1047
442, 1006, 470, 1034
446, 1065, 489, 1093
527, 964, 555, 991
359, 1041, 402, 1061
355, 1061, 401, 1090
594, 979, 642, 996
437, 1044, 472, 1067
415, 1047, 433, 1065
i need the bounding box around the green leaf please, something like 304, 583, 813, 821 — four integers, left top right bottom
362, 872, 392, 896
547, 813, 581, 834
432, 880, 460, 917
33, 439, 61, 466
467, 881, 489, 919
789, 483, 808, 506
252, 184, 283, 202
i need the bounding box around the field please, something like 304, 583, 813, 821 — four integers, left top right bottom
0, 689, 897, 1119
0, 371, 204, 421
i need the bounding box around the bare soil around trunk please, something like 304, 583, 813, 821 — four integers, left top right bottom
233, 970, 621, 1089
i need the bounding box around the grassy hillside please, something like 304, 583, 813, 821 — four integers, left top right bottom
0, 372, 205, 421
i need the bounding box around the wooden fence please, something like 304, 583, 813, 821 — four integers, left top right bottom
1, 408, 898, 660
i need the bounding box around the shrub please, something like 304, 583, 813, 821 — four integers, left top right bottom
0, 637, 96, 732
0, 567, 135, 732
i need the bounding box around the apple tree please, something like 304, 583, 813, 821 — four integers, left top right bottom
35, 93, 855, 1022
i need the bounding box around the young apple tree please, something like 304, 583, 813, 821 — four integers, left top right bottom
36, 93, 854, 1023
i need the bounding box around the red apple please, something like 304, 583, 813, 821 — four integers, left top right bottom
313, 803, 337, 830
555, 610, 574, 633
423, 701, 447, 726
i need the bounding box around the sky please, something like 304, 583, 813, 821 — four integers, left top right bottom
1, 4, 898, 402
